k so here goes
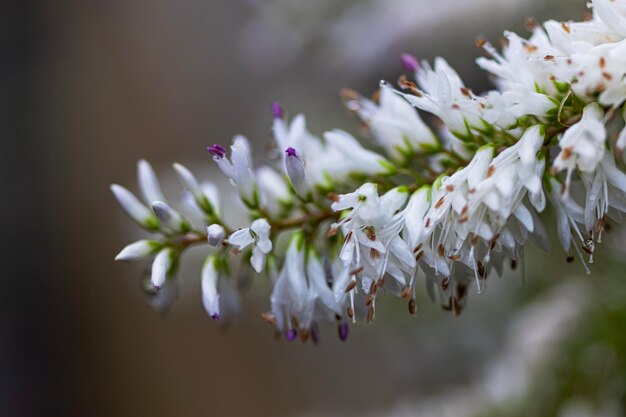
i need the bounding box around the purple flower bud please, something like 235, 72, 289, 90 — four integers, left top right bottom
286, 328, 297, 341
338, 322, 349, 342
285, 147, 307, 195
400, 53, 419, 72
271, 101, 284, 119
210, 313, 220, 321
207, 144, 226, 158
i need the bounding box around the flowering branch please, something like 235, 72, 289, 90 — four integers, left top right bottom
112, 0, 626, 343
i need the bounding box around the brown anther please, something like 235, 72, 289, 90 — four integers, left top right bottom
595, 217, 606, 235
326, 227, 338, 238
300, 328, 310, 343
350, 266, 364, 275
525, 17, 539, 30
487, 165, 496, 178
448, 254, 461, 261
376, 277, 386, 288
327, 192, 339, 202
602, 72, 613, 81
345, 280, 357, 293
400, 286, 412, 299
460, 87, 471, 97
230, 248, 241, 255
370, 248, 381, 260
371, 89, 381, 103
442, 278, 450, 291
446, 184, 455, 192
370, 282, 378, 294
451, 103, 460, 110
477, 260, 486, 278
561, 146, 574, 160
597, 82, 606, 93
415, 251, 424, 262
469, 187, 476, 194
475, 37, 487, 49
339, 87, 360, 101
398, 75, 421, 96
413, 243, 424, 253
566, 256, 575, 263
435, 196, 445, 209
408, 298, 417, 315
471, 235, 479, 246
345, 231, 353, 242
582, 243, 594, 255
364, 226, 376, 241
544, 55, 555, 61
425, 218, 431, 228
561, 22, 570, 33
261, 312, 277, 326
599, 56, 606, 68
347, 305, 354, 319
437, 244, 445, 257
524, 44, 538, 54
567, 58, 573, 65
365, 293, 375, 306
366, 306, 375, 323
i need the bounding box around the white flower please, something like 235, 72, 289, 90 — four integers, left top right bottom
332, 184, 415, 319
201, 256, 221, 320
581, 153, 626, 238
593, 0, 626, 38
398, 57, 486, 133
208, 136, 257, 204
228, 218, 272, 272
151, 248, 176, 290
206, 224, 225, 247
269, 236, 346, 341
343, 85, 438, 159
114, 240, 161, 262
553, 103, 606, 194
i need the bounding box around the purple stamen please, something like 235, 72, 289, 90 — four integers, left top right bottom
285, 147, 297, 157
400, 53, 419, 72
338, 322, 349, 342
211, 313, 220, 321
286, 328, 297, 341
271, 101, 284, 119
207, 144, 226, 158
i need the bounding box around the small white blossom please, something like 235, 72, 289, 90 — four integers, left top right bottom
152, 201, 190, 233
553, 103, 606, 194
228, 218, 272, 272
208, 136, 257, 204
284, 147, 308, 196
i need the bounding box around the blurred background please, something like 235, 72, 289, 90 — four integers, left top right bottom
3, 0, 626, 416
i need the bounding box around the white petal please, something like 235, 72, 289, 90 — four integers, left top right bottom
137, 159, 165, 204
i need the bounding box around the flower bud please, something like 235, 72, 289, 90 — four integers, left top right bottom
110, 184, 159, 230
201, 256, 221, 320
151, 248, 175, 290
284, 147, 307, 196
207, 224, 225, 247
400, 53, 419, 72
152, 201, 190, 233
137, 159, 165, 204
173, 163, 214, 214
115, 240, 161, 261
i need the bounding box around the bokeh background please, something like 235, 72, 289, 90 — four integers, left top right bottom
3, 1, 626, 416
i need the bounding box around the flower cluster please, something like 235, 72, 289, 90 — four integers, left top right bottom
112, 0, 626, 343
